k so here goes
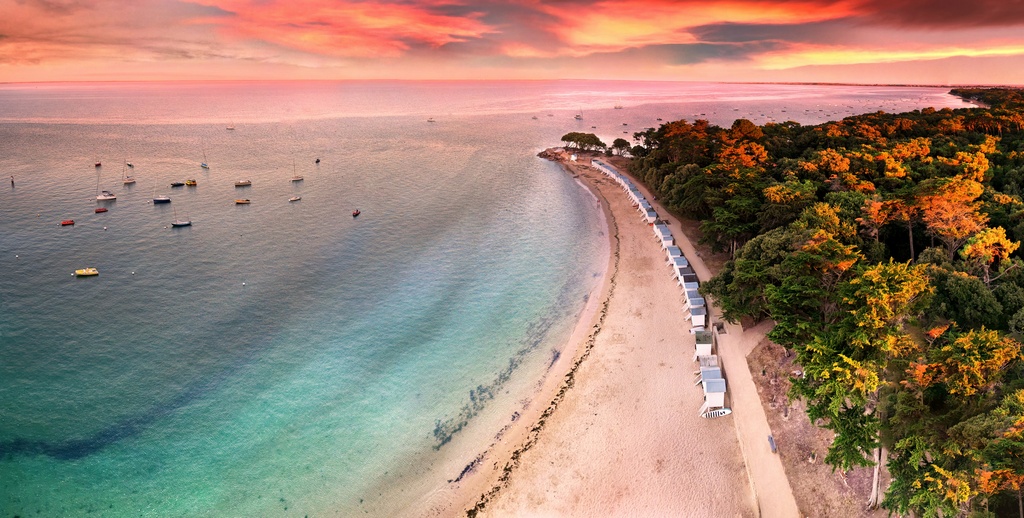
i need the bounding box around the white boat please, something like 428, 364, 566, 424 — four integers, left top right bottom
235, 179, 251, 187
289, 196, 301, 202
290, 161, 303, 182
122, 161, 135, 184
427, 117, 436, 123
171, 207, 191, 227
201, 145, 210, 169
96, 169, 116, 200
574, 109, 583, 120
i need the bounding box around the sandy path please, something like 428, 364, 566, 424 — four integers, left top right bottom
469, 153, 769, 517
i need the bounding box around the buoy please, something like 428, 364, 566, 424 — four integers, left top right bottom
242, 282, 246, 286
132, 272, 135, 275
103, 227, 108, 230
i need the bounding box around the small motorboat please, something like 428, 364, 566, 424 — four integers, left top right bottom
427, 118, 436, 123
235, 179, 251, 187
235, 199, 251, 204
96, 190, 116, 201
289, 196, 301, 202
315, 158, 320, 164
61, 219, 75, 226
153, 195, 171, 204
171, 219, 192, 227
94, 162, 101, 167
352, 209, 361, 217
74, 267, 99, 277
126, 162, 133, 168
170, 181, 185, 187
95, 207, 108, 213
201, 162, 209, 169
185, 179, 197, 186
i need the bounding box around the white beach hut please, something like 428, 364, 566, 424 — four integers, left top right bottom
700, 378, 728, 418
689, 306, 708, 328
694, 331, 714, 360
665, 246, 683, 260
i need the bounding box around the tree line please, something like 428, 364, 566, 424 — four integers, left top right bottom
629, 89, 1024, 517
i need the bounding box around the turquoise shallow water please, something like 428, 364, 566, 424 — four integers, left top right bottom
0, 81, 970, 517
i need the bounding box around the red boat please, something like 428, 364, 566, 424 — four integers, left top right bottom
61, 219, 75, 226
352, 209, 361, 217
95, 207, 108, 213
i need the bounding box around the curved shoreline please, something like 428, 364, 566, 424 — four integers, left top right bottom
414, 149, 619, 518
463, 153, 623, 516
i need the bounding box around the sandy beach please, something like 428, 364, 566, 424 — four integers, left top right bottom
426, 149, 802, 517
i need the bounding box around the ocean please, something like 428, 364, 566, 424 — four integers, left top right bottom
0, 81, 970, 517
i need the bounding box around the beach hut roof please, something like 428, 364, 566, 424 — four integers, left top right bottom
703, 379, 727, 393
666, 246, 682, 256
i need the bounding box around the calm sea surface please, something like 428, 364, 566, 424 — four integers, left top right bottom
0, 81, 970, 517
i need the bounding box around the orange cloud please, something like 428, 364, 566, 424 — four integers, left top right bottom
539, 0, 861, 53
192, 0, 494, 58
758, 42, 1024, 69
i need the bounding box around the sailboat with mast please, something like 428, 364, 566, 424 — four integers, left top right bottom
96, 169, 116, 201
122, 160, 136, 184
171, 206, 191, 227
200, 144, 210, 169
291, 160, 303, 182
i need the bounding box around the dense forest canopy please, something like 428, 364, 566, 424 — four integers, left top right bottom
629, 89, 1024, 517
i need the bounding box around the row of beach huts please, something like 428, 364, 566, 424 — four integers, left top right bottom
590, 157, 732, 419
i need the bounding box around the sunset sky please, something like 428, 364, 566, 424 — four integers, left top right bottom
3, 0, 1024, 84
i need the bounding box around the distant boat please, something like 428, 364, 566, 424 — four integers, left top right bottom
170, 181, 185, 187
226, 122, 235, 130
74, 267, 99, 277
289, 196, 301, 202
95, 207, 108, 213
185, 179, 197, 186
201, 146, 210, 169
315, 158, 320, 164
171, 207, 191, 227
291, 161, 303, 182
574, 109, 583, 120
614, 104, 623, 109
61, 219, 75, 226
235, 179, 251, 187
122, 162, 135, 184
352, 209, 360, 217
153, 194, 171, 204
94, 162, 101, 167
96, 170, 116, 200
235, 199, 251, 204
532, 116, 538, 120
427, 118, 436, 123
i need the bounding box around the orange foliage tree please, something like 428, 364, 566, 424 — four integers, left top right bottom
916, 176, 988, 259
